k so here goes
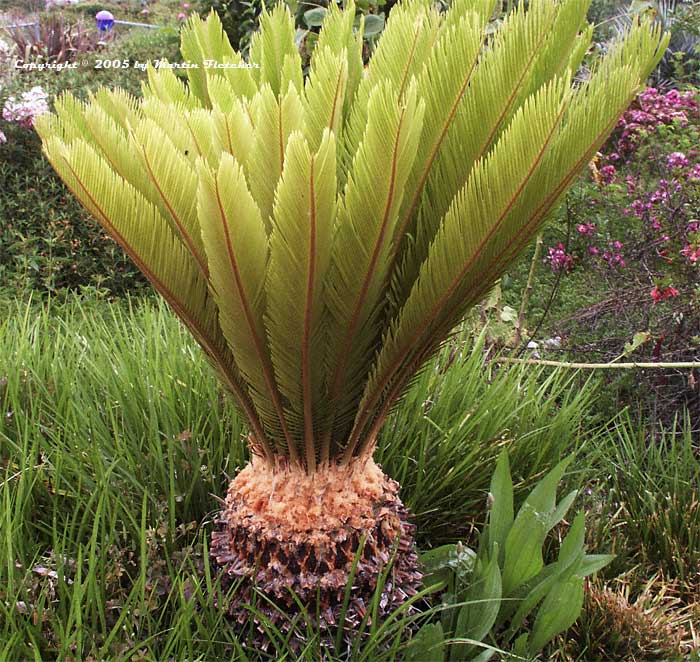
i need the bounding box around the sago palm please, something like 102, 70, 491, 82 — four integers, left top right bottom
36, 0, 665, 637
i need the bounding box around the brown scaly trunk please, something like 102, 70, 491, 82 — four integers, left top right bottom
210, 453, 422, 648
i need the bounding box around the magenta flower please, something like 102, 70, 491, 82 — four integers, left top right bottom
544, 243, 575, 273
682, 244, 700, 263
599, 164, 616, 185
178, 11, 186, 19
667, 151, 689, 169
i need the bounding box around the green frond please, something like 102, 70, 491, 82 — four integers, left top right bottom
314, 0, 364, 112
142, 62, 199, 110
180, 11, 237, 106
303, 46, 348, 153
140, 97, 201, 161
247, 84, 305, 226
39, 134, 271, 453
351, 18, 668, 456
341, 0, 439, 170
210, 105, 254, 165
388, 7, 488, 289
89, 86, 142, 131
197, 155, 296, 458
265, 131, 337, 468
323, 80, 424, 448
249, 5, 299, 98
132, 118, 207, 276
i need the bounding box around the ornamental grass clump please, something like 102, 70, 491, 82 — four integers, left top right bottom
35, 0, 666, 639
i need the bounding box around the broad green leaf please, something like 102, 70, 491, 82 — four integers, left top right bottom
546, 488, 578, 533
486, 450, 514, 562
454, 553, 502, 658
363, 14, 385, 37
303, 7, 327, 27
529, 575, 584, 652
406, 622, 444, 662
577, 554, 615, 577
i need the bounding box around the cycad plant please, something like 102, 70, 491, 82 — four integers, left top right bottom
36, 0, 665, 636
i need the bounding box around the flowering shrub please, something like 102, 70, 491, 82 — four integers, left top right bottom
607, 87, 698, 160
546, 87, 699, 295
2, 86, 49, 129
536, 85, 700, 426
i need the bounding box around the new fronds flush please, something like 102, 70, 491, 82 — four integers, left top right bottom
35, 0, 667, 641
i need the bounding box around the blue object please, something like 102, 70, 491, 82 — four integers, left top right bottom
95, 10, 115, 31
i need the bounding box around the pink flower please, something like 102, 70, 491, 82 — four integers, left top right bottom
650, 285, 679, 304
178, 11, 186, 19
600, 164, 616, 185
577, 222, 596, 235
682, 244, 700, 263
2, 86, 49, 128
0, 130, 6, 144
141, 8, 150, 14
544, 243, 575, 273
182, 2, 190, 7
667, 151, 689, 169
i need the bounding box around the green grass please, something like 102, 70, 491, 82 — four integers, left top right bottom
0, 294, 597, 658
586, 412, 700, 596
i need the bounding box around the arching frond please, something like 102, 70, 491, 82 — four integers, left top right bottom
197, 155, 296, 458
36, 131, 271, 456
265, 131, 337, 469
247, 84, 305, 226
37, 2, 667, 470
323, 81, 424, 449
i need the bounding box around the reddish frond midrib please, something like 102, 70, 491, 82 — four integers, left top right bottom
396, 22, 423, 100
326, 62, 345, 136
303, 156, 317, 470
142, 146, 209, 279
327, 106, 407, 411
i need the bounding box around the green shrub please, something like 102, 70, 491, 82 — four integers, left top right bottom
408, 452, 613, 660
0, 123, 146, 297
